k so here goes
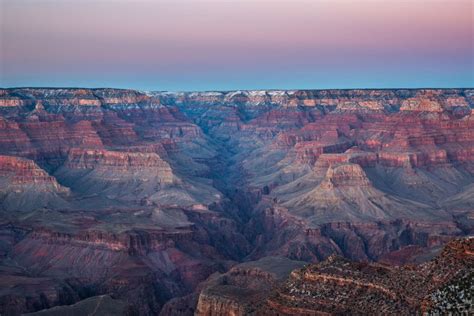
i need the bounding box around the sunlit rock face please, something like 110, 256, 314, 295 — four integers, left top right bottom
0, 88, 472, 315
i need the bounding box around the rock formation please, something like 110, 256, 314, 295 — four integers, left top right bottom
255, 237, 473, 315
195, 257, 306, 316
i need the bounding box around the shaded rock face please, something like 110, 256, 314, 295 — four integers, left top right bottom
0, 88, 472, 315
195, 257, 307, 316
24, 295, 131, 316
55, 149, 175, 200
0, 155, 69, 211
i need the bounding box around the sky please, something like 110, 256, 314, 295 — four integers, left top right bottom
0, 0, 473, 91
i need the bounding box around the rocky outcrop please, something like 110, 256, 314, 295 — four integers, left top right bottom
0, 156, 66, 190
256, 237, 473, 315
60, 148, 174, 184
280, 162, 451, 225
195, 257, 306, 316
320, 163, 372, 188
0, 155, 69, 211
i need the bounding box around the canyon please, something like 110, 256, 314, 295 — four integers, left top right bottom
0, 88, 473, 315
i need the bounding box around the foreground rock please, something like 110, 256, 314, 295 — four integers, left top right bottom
256, 237, 473, 315
195, 257, 306, 315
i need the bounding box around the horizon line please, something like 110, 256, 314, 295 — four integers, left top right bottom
2, 86, 474, 93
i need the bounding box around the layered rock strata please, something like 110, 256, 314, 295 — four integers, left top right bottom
0, 88, 472, 315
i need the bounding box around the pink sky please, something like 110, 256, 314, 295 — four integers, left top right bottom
1, 0, 472, 90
